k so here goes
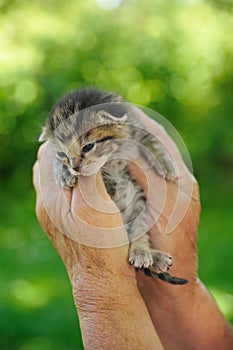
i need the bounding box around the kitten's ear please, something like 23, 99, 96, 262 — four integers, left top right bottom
97, 110, 128, 124
38, 128, 48, 142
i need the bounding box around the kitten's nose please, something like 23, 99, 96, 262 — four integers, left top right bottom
70, 157, 80, 171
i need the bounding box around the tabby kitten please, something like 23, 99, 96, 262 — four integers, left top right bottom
39, 87, 187, 285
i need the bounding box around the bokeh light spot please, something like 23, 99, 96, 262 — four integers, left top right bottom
9, 279, 51, 308
210, 287, 233, 320
14, 80, 38, 104
96, 0, 122, 10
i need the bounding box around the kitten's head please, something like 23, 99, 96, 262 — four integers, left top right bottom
40, 105, 129, 176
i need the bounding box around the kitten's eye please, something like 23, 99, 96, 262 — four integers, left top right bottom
82, 143, 95, 153
57, 152, 67, 159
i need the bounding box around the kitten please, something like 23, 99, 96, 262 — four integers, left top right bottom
39, 87, 187, 285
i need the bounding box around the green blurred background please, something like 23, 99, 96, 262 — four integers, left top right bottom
0, 0, 232, 349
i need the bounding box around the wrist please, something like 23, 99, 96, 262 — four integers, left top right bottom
68, 245, 164, 350
65, 243, 135, 302
139, 276, 233, 350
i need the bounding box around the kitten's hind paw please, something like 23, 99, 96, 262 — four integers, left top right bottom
151, 249, 173, 273
129, 247, 153, 269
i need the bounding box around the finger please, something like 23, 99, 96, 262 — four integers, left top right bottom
33, 160, 45, 224
35, 142, 74, 230
128, 108, 200, 233
35, 142, 127, 247
33, 142, 50, 193
32, 161, 40, 193
39, 141, 72, 201
33, 142, 50, 195
37, 141, 49, 161
70, 172, 128, 248
128, 155, 170, 229
132, 106, 193, 179
128, 152, 196, 234
72, 172, 118, 216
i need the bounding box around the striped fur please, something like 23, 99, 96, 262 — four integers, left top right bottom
40, 87, 187, 285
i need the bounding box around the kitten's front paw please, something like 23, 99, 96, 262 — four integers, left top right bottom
56, 167, 77, 188
129, 247, 153, 268
151, 156, 177, 181
163, 160, 177, 181
60, 172, 77, 187
151, 249, 173, 273
54, 162, 77, 188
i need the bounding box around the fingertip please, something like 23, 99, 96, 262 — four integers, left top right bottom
37, 141, 53, 162
32, 161, 39, 190
37, 142, 46, 161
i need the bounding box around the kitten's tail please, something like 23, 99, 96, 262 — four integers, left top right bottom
143, 268, 188, 285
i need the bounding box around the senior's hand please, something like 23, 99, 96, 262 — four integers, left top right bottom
33, 109, 233, 350
33, 141, 164, 350
128, 107, 233, 350
129, 106, 200, 284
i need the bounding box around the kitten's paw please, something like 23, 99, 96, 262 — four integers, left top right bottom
152, 157, 177, 181
54, 163, 77, 188
151, 250, 173, 273
60, 172, 77, 188
129, 247, 153, 268
163, 161, 177, 181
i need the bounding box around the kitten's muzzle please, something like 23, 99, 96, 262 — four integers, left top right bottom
70, 157, 81, 170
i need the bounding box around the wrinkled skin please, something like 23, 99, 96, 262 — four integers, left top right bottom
33, 107, 233, 350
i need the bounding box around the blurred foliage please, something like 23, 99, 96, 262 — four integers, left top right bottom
0, 0, 232, 349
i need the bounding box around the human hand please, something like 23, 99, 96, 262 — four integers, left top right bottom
129, 106, 200, 287
33, 141, 164, 350
128, 107, 233, 350
33, 110, 233, 350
